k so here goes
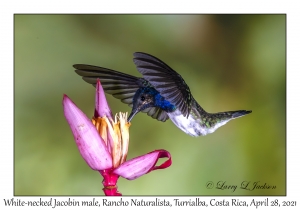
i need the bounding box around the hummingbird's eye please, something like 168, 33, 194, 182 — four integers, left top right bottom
141, 96, 145, 101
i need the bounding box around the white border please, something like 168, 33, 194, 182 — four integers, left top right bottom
2, 0, 299, 209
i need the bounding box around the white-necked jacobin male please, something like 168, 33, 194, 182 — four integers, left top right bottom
74, 52, 252, 137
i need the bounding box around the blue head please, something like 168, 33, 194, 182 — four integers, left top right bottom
127, 87, 176, 122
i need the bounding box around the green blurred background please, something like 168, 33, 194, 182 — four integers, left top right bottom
15, 15, 285, 195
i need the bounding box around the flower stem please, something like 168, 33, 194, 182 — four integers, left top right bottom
100, 169, 122, 196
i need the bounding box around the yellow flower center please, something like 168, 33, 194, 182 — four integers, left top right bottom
92, 112, 131, 168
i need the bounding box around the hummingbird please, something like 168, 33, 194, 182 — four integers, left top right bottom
74, 52, 252, 137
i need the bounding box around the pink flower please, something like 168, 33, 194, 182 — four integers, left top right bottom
63, 79, 172, 195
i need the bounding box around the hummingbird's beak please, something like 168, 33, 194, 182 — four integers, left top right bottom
127, 101, 148, 122
127, 108, 139, 122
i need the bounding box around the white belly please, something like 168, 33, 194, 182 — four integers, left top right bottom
167, 109, 229, 137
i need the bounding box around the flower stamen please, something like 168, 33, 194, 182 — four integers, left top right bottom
92, 113, 131, 168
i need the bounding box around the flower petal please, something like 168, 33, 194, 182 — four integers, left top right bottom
94, 79, 113, 119
113, 149, 172, 180
119, 112, 130, 165
63, 95, 112, 170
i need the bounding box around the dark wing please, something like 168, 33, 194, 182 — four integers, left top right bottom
74, 64, 169, 122
133, 52, 192, 118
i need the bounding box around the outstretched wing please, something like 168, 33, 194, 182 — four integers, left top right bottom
133, 52, 192, 118
74, 64, 169, 122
